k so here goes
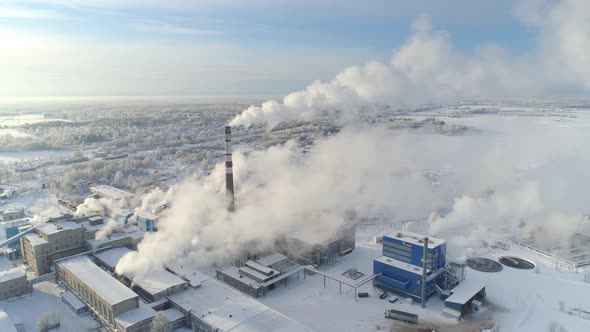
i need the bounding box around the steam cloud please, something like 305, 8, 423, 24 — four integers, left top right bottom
114, 0, 590, 276
230, 0, 589, 128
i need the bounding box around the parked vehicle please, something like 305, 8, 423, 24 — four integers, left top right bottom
384, 309, 418, 324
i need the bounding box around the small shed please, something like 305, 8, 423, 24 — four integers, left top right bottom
444, 279, 486, 315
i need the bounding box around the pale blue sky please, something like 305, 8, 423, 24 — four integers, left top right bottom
0, 1, 546, 97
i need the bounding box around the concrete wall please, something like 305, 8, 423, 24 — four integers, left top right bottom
0, 275, 30, 301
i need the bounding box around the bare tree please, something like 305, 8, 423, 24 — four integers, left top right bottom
150, 312, 172, 332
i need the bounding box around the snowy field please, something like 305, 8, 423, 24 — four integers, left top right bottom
0, 282, 99, 331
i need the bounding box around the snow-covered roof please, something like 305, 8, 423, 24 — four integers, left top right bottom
168, 279, 311, 332
0, 309, 17, 332
256, 253, 288, 267
90, 185, 135, 200
24, 233, 48, 246
374, 255, 428, 275
115, 305, 156, 328
1, 218, 30, 228
36, 221, 81, 236
383, 230, 446, 248
95, 247, 187, 295
0, 268, 25, 283
61, 291, 86, 311
165, 262, 209, 288
445, 279, 486, 305
134, 268, 187, 296
94, 247, 132, 270
57, 256, 137, 306
161, 308, 184, 323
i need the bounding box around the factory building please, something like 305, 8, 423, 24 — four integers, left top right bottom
373, 230, 447, 302
442, 279, 486, 318
94, 247, 189, 302
21, 221, 87, 276
282, 225, 356, 267
1, 207, 24, 221
56, 255, 155, 332
216, 253, 304, 298
168, 277, 312, 332
0, 268, 31, 301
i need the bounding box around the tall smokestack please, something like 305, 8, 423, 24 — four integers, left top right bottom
421, 237, 428, 308
225, 126, 235, 212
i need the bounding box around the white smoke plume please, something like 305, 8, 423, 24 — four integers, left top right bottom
230, 0, 589, 128
75, 196, 128, 240
116, 126, 446, 276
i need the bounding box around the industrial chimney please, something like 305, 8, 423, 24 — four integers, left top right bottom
421, 237, 428, 308
225, 126, 235, 212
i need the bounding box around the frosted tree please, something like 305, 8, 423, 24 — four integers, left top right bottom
149, 312, 172, 332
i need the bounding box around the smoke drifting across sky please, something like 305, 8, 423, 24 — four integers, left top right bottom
230, 0, 590, 128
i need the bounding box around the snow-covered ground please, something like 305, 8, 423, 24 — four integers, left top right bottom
0, 281, 99, 331
0, 190, 58, 218
254, 226, 590, 332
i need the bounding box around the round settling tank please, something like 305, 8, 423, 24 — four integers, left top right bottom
466, 257, 503, 272
498, 256, 536, 270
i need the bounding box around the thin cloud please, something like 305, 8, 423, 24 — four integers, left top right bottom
0, 5, 64, 19
131, 20, 219, 35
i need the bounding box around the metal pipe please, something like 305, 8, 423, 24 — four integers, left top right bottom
224, 126, 235, 212
421, 237, 428, 308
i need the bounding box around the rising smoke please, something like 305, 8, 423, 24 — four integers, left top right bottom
116, 0, 590, 276
230, 0, 589, 128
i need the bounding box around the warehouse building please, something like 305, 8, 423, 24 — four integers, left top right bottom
0, 268, 30, 301
373, 230, 447, 302
56, 255, 155, 332
216, 253, 304, 298
1, 207, 24, 221
442, 279, 486, 318
95, 247, 189, 302
168, 277, 312, 332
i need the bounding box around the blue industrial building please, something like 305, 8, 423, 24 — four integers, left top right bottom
136, 213, 158, 232
373, 230, 447, 302
2, 218, 30, 248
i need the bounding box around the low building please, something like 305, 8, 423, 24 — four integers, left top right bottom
281, 225, 356, 267
0, 268, 30, 301
1, 207, 24, 222
168, 278, 312, 332
56, 255, 151, 332
115, 306, 156, 332
84, 230, 143, 252
217, 253, 304, 298
443, 279, 486, 317
61, 291, 89, 315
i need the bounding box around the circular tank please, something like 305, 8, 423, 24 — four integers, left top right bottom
498, 256, 536, 270
466, 257, 503, 272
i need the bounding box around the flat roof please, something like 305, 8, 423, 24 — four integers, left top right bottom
0, 268, 25, 283
134, 268, 187, 296
375, 255, 428, 275
161, 308, 184, 323
168, 279, 311, 331
36, 221, 82, 236
24, 233, 48, 246
256, 253, 288, 267
383, 230, 446, 248
115, 305, 156, 328
62, 291, 86, 310
95, 247, 187, 295
165, 262, 209, 288
445, 279, 486, 305
58, 256, 137, 306
1, 218, 30, 228
94, 247, 132, 270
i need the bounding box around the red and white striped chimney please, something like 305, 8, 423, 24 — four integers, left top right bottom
225, 126, 235, 212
